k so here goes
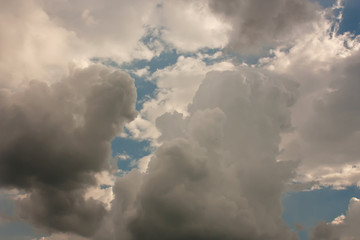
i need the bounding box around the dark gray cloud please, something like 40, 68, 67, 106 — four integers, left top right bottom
0, 64, 137, 236
208, 0, 319, 53
101, 68, 300, 240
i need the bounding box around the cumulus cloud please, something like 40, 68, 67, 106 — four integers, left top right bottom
2, 0, 360, 239
266, 14, 360, 187
126, 55, 234, 141
0, 0, 160, 89
209, 0, 320, 54
0, 0, 83, 88
0, 64, 137, 236
292, 50, 360, 188
311, 197, 360, 240
298, 50, 360, 164
38, 0, 158, 59
100, 67, 300, 239
151, 0, 230, 51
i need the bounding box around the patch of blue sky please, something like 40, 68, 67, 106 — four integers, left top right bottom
91, 57, 121, 68
117, 53, 168, 75
0, 194, 13, 216
198, 48, 222, 55
0, 221, 38, 240
100, 184, 112, 189
227, 48, 284, 67
111, 137, 152, 172
282, 186, 360, 240
226, 50, 267, 65
126, 27, 180, 74
338, 0, 360, 35
130, 72, 157, 111
0, 193, 41, 240
196, 48, 227, 65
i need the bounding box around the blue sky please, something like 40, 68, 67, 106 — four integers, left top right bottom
339, 0, 360, 35
1, 0, 360, 239
283, 186, 360, 240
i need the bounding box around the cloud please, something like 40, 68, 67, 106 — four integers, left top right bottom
0, 0, 160, 89
297, 50, 360, 165
209, 0, 320, 54
311, 197, 360, 240
253, 2, 360, 188
2, 0, 360, 239
100, 67, 300, 239
0, 0, 82, 88
0, 64, 137, 236
126, 55, 234, 141
150, 0, 230, 51
38, 0, 158, 59
274, 37, 360, 187
33, 233, 88, 240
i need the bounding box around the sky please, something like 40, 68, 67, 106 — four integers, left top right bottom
1, 0, 360, 240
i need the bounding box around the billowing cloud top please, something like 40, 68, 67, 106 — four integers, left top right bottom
104, 68, 299, 240
0, 65, 137, 236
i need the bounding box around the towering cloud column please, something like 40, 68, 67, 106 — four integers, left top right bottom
107, 68, 300, 240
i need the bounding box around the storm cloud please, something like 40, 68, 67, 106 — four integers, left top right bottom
0, 64, 137, 236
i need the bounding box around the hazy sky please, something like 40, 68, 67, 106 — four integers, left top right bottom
1, 0, 360, 240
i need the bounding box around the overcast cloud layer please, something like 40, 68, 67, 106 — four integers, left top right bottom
1, 0, 360, 240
